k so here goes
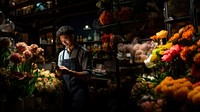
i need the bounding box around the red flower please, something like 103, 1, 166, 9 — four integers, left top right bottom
10, 52, 23, 64
99, 10, 114, 25
101, 34, 111, 43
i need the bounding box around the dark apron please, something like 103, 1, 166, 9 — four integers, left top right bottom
61, 47, 89, 112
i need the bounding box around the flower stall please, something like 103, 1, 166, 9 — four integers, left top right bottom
130, 24, 200, 112
0, 38, 63, 112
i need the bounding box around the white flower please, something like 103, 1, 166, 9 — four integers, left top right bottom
40, 70, 50, 76
144, 54, 156, 68
49, 73, 55, 78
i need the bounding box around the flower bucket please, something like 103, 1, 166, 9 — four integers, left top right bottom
24, 95, 35, 111
4, 98, 24, 112
35, 96, 49, 110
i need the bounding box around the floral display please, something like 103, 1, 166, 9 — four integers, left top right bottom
99, 10, 115, 25
141, 24, 200, 111
139, 98, 165, 112
0, 38, 45, 99
144, 24, 198, 78
33, 69, 62, 96
97, 0, 133, 26
101, 33, 112, 53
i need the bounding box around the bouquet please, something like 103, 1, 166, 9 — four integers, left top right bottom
34, 69, 62, 97
0, 38, 45, 99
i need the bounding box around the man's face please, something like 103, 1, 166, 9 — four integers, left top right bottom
60, 35, 73, 48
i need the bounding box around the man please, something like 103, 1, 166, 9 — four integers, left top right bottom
56, 26, 92, 112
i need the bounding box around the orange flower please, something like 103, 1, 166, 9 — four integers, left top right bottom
164, 76, 174, 81
169, 33, 180, 41
99, 11, 114, 25
148, 83, 154, 88
192, 93, 200, 105
196, 39, 200, 46
182, 81, 193, 87
180, 46, 189, 61
174, 77, 188, 84
150, 35, 158, 41
172, 83, 182, 91
187, 89, 198, 101
174, 86, 190, 101
155, 84, 162, 94
182, 25, 195, 40
189, 45, 197, 51
193, 53, 200, 64
161, 85, 173, 96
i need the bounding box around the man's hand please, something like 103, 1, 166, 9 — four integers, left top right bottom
59, 66, 69, 71
59, 66, 71, 74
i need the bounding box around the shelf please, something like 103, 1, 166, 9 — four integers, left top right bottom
9, 0, 43, 9
93, 58, 109, 60
195, 32, 200, 36
164, 16, 190, 23
81, 40, 102, 44
99, 20, 144, 29
118, 1, 135, 5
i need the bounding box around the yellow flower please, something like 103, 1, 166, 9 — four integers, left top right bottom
156, 30, 168, 39
164, 42, 173, 49
150, 54, 157, 62
158, 50, 165, 55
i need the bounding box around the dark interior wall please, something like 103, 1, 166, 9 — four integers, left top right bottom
55, 12, 98, 36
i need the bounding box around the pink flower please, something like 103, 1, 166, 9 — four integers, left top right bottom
140, 101, 154, 112
36, 47, 44, 55
23, 49, 33, 59
43, 77, 49, 82
16, 42, 28, 54
161, 53, 173, 62
29, 44, 38, 53
10, 52, 23, 63
162, 44, 182, 62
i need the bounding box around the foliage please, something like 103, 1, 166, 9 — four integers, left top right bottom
0, 39, 45, 100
